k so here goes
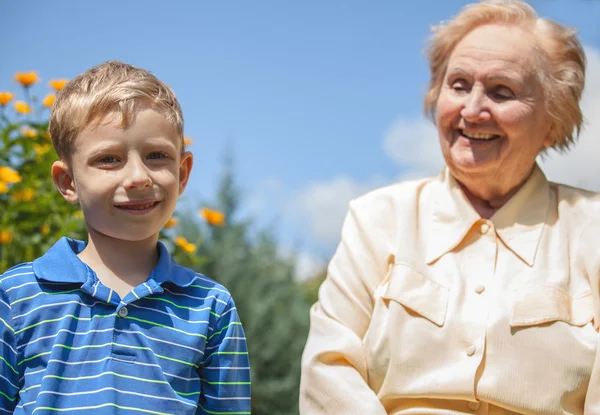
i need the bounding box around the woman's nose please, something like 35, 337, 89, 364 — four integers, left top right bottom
460, 88, 491, 123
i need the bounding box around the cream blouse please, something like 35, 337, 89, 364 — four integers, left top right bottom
300, 165, 600, 414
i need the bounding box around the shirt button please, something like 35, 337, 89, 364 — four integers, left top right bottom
466, 345, 476, 356
468, 401, 480, 411
480, 223, 490, 234
118, 307, 128, 317
474, 285, 485, 294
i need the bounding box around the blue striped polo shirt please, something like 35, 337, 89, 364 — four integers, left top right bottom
0, 237, 251, 414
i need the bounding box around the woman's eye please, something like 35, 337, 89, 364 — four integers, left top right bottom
147, 151, 169, 160
491, 87, 515, 100
451, 80, 469, 92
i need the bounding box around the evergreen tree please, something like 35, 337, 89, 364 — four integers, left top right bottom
179, 154, 311, 415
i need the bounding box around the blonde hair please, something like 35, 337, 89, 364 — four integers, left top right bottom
424, 0, 586, 151
49, 60, 184, 161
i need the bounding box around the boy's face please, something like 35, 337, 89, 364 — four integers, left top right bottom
52, 107, 193, 243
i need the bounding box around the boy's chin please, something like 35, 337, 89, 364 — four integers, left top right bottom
88, 226, 162, 244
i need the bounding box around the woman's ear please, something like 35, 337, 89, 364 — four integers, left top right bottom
543, 125, 555, 149
51, 160, 79, 204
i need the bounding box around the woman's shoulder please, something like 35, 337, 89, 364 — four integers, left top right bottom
351, 175, 438, 211
550, 181, 600, 212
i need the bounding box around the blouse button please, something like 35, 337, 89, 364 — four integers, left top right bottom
466, 345, 476, 356
480, 223, 490, 234
474, 285, 485, 294
118, 307, 129, 317
468, 401, 480, 411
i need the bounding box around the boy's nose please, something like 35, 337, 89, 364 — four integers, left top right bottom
123, 159, 152, 189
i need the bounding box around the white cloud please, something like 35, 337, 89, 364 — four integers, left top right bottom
284, 46, 600, 259
285, 118, 444, 247
292, 250, 329, 282
287, 175, 387, 245
383, 117, 444, 181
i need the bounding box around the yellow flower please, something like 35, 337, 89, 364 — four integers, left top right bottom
43, 94, 56, 107
49, 79, 68, 91
174, 236, 196, 253
184, 136, 193, 147
41, 224, 50, 235
0, 166, 22, 184
14, 101, 32, 114
164, 217, 179, 229
33, 143, 52, 155
21, 127, 37, 138
0, 92, 14, 106
0, 231, 13, 245
15, 72, 39, 87
0, 182, 7, 194
42, 131, 52, 141
73, 210, 84, 219
200, 207, 225, 226
12, 188, 35, 202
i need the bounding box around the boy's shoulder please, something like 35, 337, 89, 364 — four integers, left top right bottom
156, 259, 236, 313
170, 263, 231, 296
0, 261, 36, 290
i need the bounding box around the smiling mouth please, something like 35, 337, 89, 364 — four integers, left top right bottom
114, 201, 160, 211
459, 129, 502, 141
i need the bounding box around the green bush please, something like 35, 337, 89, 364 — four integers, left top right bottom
0, 75, 86, 269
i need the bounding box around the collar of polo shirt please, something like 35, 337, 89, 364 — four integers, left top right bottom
32, 237, 198, 288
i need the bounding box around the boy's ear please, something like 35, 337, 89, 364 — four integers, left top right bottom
178, 151, 194, 195
51, 160, 79, 204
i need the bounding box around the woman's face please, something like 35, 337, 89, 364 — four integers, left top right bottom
436, 24, 554, 195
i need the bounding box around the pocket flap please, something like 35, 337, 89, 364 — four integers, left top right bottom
381, 263, 450, 327
510, 286, 594, 327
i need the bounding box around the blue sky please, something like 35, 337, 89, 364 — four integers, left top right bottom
2, 1, 600, 278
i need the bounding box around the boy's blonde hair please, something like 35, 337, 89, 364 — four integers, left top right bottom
49, 60, 184, 161
424, 0, 586, 152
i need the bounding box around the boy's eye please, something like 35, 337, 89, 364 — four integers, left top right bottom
94, 155, 119, 165
147, 151, 169, 160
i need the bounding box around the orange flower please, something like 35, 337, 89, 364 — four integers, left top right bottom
164, 217, 179, 229
33, 143, 52, 155
73, 210, 84, 219
184, 136, 193, 147
0, 231, 13, 245
14, 101, 32, 114
15, 72, 39, 87
0, 182, 7, 194
49, 79, 68, 91
0, 166, 22, 184
41, 224, 50, 235
20, 127, 38, 138
174, 236, 196, 253
199, 207, 225, 226
43, 94, 56, 107
0, 92, 14, 106
12, 188, 35, 202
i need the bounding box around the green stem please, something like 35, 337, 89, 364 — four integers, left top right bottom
23, 87, 32, 107
0, 108, 8, 125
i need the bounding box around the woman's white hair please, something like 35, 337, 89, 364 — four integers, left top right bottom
424, 0, 586, 152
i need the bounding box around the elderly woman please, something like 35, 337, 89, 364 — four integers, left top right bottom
300, 1, 600, 414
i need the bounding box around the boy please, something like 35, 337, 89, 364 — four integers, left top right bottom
0, 61, 250, 414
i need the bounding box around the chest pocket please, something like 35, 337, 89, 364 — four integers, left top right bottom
510, 285, 595, 328
379, 263, 450, 327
